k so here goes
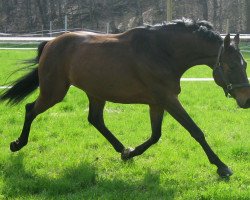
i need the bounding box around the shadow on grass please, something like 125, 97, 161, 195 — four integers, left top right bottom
2, 154, 177, 199
2, 154, 96, 198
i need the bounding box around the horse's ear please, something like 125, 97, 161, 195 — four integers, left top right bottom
224, 33, 231, 49
233, 33, 240, 49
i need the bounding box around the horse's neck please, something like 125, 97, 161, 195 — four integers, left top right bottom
174, 38, 222, 78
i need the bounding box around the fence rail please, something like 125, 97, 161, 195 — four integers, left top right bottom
1, 34, 250, 43
0, 27, 105, 37
0, 37, 53, 42
1, 34, 250, 51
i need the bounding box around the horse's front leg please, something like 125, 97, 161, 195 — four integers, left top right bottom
87, 95, 125, 153
121, 105, 164, 160
165, 96, 233, 178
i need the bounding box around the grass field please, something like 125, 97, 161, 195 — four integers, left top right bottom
0, 50, 249, 199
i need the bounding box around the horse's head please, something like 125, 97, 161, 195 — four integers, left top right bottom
213, 34, 250, 108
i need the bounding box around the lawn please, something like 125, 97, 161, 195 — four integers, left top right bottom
0, 49, 249, 199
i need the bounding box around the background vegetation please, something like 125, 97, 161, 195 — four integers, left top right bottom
0, 0, 250, 34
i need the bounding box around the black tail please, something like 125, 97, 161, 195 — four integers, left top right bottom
0, 41, 48, 105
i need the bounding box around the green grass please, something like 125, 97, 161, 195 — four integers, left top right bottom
183, 51, 250, 78
0, 42, 39, 48
0, 50, 249, 199
0, 50, 36, 84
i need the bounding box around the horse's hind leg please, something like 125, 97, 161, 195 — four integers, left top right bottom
87, 95, 125, 153
10, 102, 36, 151
121, 105, 164, 160
10, 82, 70, 152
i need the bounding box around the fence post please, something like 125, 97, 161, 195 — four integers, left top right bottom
65, 15, 68, 32
42, 25, 44, 37
49, 21, 52, 37
106, 22, 110, 34
226, 19, 229, 34
167, 0, 173, 22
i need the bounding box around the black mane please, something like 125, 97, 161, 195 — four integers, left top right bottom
143, 18, 223, 44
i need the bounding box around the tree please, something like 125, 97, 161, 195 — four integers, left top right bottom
135, 0, 143, 25
36, 0, 49, 29
199, 0, 208, 20
166, 0, 173, 22
0, 0, 248, 34
25, 0, 33, 31
246, 0, 250, 33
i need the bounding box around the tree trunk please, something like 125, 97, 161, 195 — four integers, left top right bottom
199, 0, 208, 20
136, 0, 143, 26
25, 0, 32, 31
36, 0, 48, 29
49, 0, 57, 20
212, 0, 219, 30
246, 0, 250, 33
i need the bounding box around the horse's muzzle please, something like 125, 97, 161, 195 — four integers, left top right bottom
238, 98, 250, 109
244, 98, 250, 109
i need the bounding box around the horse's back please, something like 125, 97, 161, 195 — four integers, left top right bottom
38, 31, 156, 104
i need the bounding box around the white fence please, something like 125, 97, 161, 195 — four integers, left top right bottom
1, 33, 250, 43
1, 34, 250, 52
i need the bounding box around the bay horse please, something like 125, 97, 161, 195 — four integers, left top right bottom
1, 19, 250, 178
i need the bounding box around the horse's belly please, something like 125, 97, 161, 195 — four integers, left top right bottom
70, 65, 154, 103
74, 76, 153, 103
68, 44, 158, 104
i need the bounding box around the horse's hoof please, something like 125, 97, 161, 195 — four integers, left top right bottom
121, 147, 134, 161
217, 166, 233, 178
10, 140, 23, 152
